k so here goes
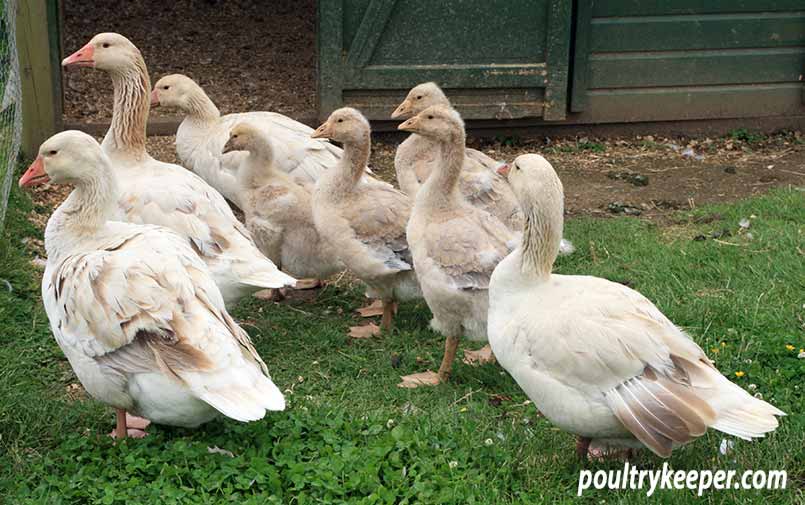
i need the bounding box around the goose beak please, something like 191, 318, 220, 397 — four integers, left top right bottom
397, 116, 420, 132
62, 43, 95, 68
150, 88, 160, 107
496, 163, 510, 177
222, 138, 236, 154
19, 156, 49, 187
311, 121, 332, 139
391, 99, 411, 119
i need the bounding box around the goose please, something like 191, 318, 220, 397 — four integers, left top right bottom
311, 108, 420, 330
61, 33, 295, 307
151, 73, 341, 207
392, 82, 502, 174
488, 154, 784, 458
19, 131, 285, 438
393, 82, 574, 256
222, 122, 343, 283
397, 105, 515, 387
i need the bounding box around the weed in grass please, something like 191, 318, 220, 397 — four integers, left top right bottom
728, 128, 767, 145
0, 163, 803, 503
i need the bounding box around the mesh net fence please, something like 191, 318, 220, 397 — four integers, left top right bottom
0, 0, 22, 230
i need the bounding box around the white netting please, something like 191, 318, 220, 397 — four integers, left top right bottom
0, 0, 21, 230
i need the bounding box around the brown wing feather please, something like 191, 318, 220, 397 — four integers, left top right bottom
605, 365, 718, 458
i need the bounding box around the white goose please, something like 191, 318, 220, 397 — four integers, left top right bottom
62, 33, 295, 306
398, 105, 515, 387
19, 131, 285, 438
311, 108, 420, 330
488, 154, 784, 458
393, 82, 574, 256
151, 73, 341, 207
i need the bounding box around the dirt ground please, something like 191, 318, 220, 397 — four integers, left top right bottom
61, 0, 317, 123
145, 131, 805, 220
22, 129, 805, 271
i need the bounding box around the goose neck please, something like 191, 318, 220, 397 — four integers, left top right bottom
106, 57, 150, 160
518, 195, 563, 279
46, 170, 119, 257
418, 132, 463, 211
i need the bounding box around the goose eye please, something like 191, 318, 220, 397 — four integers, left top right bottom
102, 43, 110, 48
416, 95, 422, 100
232, 134, 238, 138
515, 165, 520, 170
163, 85, 170, 90
337, 118, 343, 123
48, 150, 58, 156
427, 115, 433, 119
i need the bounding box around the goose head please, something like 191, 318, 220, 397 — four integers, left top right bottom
311, 107, 370, 144
223, 122, 270, 156
391, 82, 449, 119
19, 131, 106, 188
62, 33, 142, 73
498, 154, 563, 209
397, 105, 463, 142
151, 74, 200, 109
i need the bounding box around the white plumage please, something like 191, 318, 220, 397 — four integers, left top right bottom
488, 154, 783, 458
62, 33, 295, 307
26, 130, 284, 430
152, 74, 342, 207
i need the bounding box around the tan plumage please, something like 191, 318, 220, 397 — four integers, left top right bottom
392, 82, 521, 231
223, 123, 342, 279
397, 105, 515, 386
311, 108, 420, 328
488, 154, 784, 458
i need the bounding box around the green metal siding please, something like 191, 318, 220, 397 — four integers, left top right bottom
570, 1, 805, 123
318, 0, 573, 121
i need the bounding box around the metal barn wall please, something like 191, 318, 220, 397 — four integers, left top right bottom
319, 0, 805, 126
318, 0, 573, 121
569, 0, 805, 123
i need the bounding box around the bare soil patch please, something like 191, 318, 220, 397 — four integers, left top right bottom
29, 132, 804, 227
61, 0, 317, 123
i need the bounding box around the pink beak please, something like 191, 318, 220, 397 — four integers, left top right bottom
62, 43, 95, 67
150, 88, 160, 107
19, 156, 49, 187
496, 163, 510, 177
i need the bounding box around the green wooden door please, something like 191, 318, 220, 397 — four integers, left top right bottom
317, 0, 573, 121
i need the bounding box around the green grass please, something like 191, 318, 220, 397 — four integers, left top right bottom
0, 169, 803, 503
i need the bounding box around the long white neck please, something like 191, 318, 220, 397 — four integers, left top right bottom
517, 184, 564, 280
417, 129, 464, 212
184, 87, 221, 125
45, 169, 119, 259
329, 132, 370, 196
104, 56, 150, 161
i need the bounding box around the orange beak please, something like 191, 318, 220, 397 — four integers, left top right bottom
391, 99, 411, 119
496, 163, 510, 177
19, 156, 49, 187
150, 88, 160, 107
397, 116, 420, 132
62, 43, 95, 67
311, 121, 332, 139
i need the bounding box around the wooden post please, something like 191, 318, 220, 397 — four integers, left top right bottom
17, 0, 62, 158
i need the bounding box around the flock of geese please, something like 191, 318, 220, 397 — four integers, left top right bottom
18, 32, 783, 458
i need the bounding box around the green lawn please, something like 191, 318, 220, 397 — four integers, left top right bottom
0, 168, 802, 504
